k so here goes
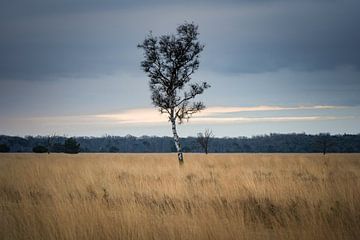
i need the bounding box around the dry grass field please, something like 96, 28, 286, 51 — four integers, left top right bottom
1, 153, 360, 240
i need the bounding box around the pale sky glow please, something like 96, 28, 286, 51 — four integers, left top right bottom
0, 0, 359, 137
195, 105, 346, 115
95, 105, 349, 124
2, 104, 359, 137
96, 108, 167, 124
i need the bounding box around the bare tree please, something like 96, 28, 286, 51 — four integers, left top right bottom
197, 129, 214, 154
46, 133, 56, 154
316, 133, 334, 155
138, 22, 210, 164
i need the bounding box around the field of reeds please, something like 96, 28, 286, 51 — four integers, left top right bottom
1, 153, 359, 239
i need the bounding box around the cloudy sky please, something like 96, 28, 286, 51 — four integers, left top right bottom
0, 0, 359, 137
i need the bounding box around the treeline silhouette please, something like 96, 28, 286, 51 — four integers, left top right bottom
1, 133, 359, 153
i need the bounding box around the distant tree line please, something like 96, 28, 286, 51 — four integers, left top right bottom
7, 137, 81, 154
0, 133, 359, 153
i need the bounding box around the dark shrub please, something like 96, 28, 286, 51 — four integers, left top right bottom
32, 145, 48, 153
0, 144, 10, 152
64, 138, 80, 154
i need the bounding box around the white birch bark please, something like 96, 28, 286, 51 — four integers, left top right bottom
171, 119, 184, 164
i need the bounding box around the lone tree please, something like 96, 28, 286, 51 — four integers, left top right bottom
138, 22, 210, 164
316, 133, 334, 155
46, 133, 57, 154
197, 129, 214, 154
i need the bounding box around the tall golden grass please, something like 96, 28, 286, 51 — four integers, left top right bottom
1, 153, 359, 239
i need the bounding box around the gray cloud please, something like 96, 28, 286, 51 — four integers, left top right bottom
0, 0, 359, 80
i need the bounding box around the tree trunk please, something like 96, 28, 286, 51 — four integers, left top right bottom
171, 119, 184, 164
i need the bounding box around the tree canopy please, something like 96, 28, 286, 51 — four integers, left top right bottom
138, 22, 210, 123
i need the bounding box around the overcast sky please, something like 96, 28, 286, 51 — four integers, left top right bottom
0, 0, 359, 137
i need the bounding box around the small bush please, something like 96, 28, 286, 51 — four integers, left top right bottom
64, 138, 80, 154
0, 144, 10, 152
32, 145, 48, 153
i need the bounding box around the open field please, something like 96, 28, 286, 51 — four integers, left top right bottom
1, 153, 360, 240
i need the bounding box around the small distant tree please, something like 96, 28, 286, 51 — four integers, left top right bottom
316, 133, 334, 155
46, 133, 57, 154
0, 144, 10, 152
197, 129, 214, 154
33, 145, 48, 153
64, 138, 80, 154
138, 22, 210, 164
